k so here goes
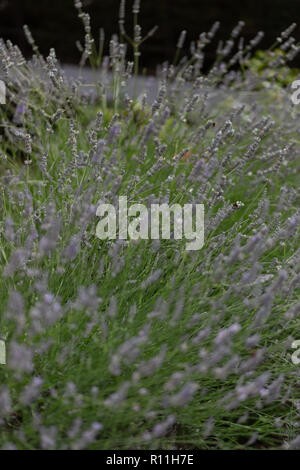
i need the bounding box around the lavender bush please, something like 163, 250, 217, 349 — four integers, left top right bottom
0, 0, 300, 450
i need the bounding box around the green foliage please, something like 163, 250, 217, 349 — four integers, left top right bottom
246, 49, 299, 87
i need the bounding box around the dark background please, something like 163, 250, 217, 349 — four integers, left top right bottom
0, 0, 299, 71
